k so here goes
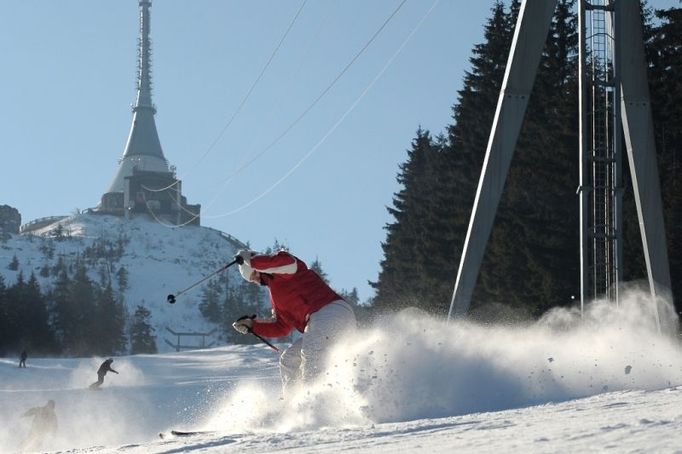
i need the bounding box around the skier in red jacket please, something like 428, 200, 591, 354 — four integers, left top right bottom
232, 249, 356, 394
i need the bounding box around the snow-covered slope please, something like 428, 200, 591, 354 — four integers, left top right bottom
2, 293, 682, 453
0, 213, 248, 352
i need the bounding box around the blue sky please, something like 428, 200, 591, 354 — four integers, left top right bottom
0, 0, 677, 302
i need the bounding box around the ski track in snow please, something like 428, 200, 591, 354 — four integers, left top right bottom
2, 287, 682, 452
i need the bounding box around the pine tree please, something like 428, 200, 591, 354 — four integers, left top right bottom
63, 263, 96, 355
199, 279, 223, 324
51, 256, 67, 277
372, 127, 442, 312
130, 305, 157, 354
0, 275, 7, 354
8, 254, 19, 271
22, 273, 55, 352
39, 263, 50, 278
0, 272, 55, 354
475, 0, 579, 317
338, 287, 372, 326
51, 268, 71, 349
433, 1, 518, 315
94, 283, 127, 355
373, 2, 516, 316
309, 258, 330, 284
116, 266, 129, 293
646, 5, 682, 313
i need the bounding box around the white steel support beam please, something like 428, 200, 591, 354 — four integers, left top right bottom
578, 0, 589, 314
447, 0, 558, 320
617, 1, 672, 333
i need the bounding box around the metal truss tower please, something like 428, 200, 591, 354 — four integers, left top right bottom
579, 0, 623, 307
447, 0, 672, 332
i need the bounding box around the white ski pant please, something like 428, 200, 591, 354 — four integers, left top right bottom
279, 300, 356, 394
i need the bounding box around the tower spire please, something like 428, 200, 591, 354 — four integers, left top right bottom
105, 0, 168, 195
98, 0, 200, 226
135, 0, 154, 112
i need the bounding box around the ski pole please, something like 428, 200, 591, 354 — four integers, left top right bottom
248, 328, 280, 353
167, 258, 239, 304
236, 315, 280, 352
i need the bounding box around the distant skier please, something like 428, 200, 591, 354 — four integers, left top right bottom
232, 249, 356, 394
21, 399, 58, 451
19, 350, 27, 368
89, 358, 119, 389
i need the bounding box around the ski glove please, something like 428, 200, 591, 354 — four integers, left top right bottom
232, 314, 256, 335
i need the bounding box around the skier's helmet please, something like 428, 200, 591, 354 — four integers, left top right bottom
236, 250, 257, 282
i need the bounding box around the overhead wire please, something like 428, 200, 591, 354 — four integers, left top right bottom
146, 0, 431, 227
144, 0, 308, 195
196, 0, 309, 169
193, 0, 410, 223
203, 0, 440, 219
207, 0, 410, 193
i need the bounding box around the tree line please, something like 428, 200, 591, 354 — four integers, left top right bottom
371, 0, 682, 321
0, 260, 157, 357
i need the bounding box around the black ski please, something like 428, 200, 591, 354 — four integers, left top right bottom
159, 429, 217, 439
158, 428, 240, 446
172, 430, 214, 437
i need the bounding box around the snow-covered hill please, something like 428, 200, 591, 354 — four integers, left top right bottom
1, 296, 682, 453
0, 213, 249, 352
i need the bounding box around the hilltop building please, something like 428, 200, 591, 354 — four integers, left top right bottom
97, 0, 200, 226
0, 205, 21, 237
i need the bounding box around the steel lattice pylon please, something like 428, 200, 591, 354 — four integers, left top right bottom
447, 0, 672, 333
579, 0, 623, 307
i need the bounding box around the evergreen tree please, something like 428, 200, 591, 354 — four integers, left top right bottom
51, 268, 71, 349
438, 1, 517, 314
130, 305, 157, 354
63, 263, 96, 355
39, 263, 50, 278
199, 278, 223, 324
52, 223, 66, 241
373, 1, 586, 318
645, 5, 682, 313
51, 256, 67, 277
8, 254, 19, 271
372, 128, 442, 311
116, 266, 129, 293
0, 273, 54, 354
22, 273, 55, 352
373, 2, 515, 315
3, 272, 26, 349
309, 258, 330, 284
94, 283, 127, 355
475, 0, 579, 317
338, 287, 372, 326
0, 275, 7, 354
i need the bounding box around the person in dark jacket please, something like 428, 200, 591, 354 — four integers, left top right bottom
89, 358, 119, 389
19, 350, 27, 368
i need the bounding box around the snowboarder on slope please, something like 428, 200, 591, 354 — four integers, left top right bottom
19, 350, 27, 368
232, 249, 356, 394
90, 358, 119, 389
21, 399, 58, 450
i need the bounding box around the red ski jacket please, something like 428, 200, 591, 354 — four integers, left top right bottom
249, 251, 343, 338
